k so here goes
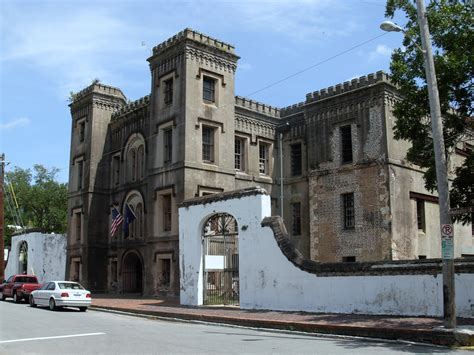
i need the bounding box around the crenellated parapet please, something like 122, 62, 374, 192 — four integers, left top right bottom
235, 96, 280, 118
111, 95, 150, 120
70, 82, 126, 104
152, 28, 236, 57
280, 101, 305, 117
305, 71, 391, 103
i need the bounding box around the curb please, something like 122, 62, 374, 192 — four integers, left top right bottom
90, 306, 470, 347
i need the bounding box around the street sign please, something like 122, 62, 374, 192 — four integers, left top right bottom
441, 224, 454, 260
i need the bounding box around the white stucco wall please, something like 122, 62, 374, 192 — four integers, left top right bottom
179, 190, 474, 317
4, 232, 67, 283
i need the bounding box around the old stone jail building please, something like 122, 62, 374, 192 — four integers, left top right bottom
66, 29, 473, 296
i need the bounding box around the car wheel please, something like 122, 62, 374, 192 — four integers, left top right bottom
13, 292, 20, 303
79, 307, 87, 312
0, 291, 5, 301
29, 295, 37, 308
49, 298, 57, 311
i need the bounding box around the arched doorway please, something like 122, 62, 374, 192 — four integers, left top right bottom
202, 213, 239, 305
122, 252, 143, 293
18, 241, 28, 274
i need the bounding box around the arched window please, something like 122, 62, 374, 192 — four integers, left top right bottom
124, 133, 146, 182
137, 145, 145, 180
123, 191, 145, 240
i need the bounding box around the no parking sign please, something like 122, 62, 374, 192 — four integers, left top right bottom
441, 224, 454, 260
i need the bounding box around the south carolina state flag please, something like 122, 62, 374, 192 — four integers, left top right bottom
123, 203, 136, 237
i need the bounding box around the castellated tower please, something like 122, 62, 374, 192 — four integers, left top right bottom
147, 28, 240, 199
66, 83, 126, 291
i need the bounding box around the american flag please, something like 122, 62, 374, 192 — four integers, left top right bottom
111, 207, 124, 237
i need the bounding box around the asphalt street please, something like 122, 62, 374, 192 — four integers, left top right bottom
0, 300, 465, 354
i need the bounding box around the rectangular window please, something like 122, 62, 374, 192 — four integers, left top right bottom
77, 160, 83, 190
291, 143, 302, 176
163, 194, 172, 232
163, 128, 173, 164
342, 193, 355, 229
259, 143, 269, 174
113, 156, 120, 185
161, 259, 171, 287
202, 126, 215, 163
203, 76, 216, 102
291, 202, 301, 235
340, 125, 353, 163
111, 261, 118, 282
235, 137, 245, 171
418, 255, 427, 260
75, 212, 81, 243
164, 78, 173, 105
416, 199, 426, 232
79, 121, 85, 143
343, 256, 356, 262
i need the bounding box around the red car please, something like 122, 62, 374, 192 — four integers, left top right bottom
0, 275, 41, 303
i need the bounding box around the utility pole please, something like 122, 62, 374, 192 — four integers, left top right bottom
415, 0, 456, 328
0, 153, 5, 282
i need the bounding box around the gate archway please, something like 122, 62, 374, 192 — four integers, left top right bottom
122, 251, 143, 293
202, 213, 239, 305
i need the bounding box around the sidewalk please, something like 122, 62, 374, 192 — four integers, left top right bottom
91, 295, 474, 347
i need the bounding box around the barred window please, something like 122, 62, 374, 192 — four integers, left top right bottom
416, 199, 426, 232
340, 125, 353, 163
202, 126, 215, 163
164, 128, 172, 164
163, 194, 172, 232
164, 78, 173, 105
77, 161, 83, 190
79, 121, 85, 142
291, 202, 301, 235
113, 155, 120, 185
203, 76, 216, 102
235, 137, 245, 171
291, 143, 302, 176
259, 143, 269, 174
342, 193, 355, 229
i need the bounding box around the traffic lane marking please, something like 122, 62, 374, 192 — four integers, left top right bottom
0, 332, 106, 344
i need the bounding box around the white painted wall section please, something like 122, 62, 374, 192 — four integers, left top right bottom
179, 189, 474, 317
5, 233, 67, 283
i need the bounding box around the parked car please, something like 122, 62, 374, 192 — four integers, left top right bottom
29, 281, 91, 312
0, 275, 41, 303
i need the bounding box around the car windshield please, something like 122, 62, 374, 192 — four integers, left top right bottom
58, 282, 84, 290
15, 277, 37, 283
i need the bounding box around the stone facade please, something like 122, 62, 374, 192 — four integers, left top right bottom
66, 29, 473, 296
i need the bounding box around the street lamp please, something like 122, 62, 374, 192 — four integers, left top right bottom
379, 21, 403, 33
381, 0, 456, 329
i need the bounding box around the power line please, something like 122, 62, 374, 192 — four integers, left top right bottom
245, 32, 389, 98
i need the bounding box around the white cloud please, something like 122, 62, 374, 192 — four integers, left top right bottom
0, 5, 156, 96
368, 44, 393, 61
0, 118, 31, 131
230, 0, 358, 41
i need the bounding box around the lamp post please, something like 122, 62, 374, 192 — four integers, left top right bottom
381, 0, 456, 329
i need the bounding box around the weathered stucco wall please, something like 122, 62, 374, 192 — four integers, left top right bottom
179, 188, 474, 317
5, 232, 67, 283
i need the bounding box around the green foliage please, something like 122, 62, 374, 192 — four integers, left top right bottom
4, 165, 68, 246
385, 0, 473, 223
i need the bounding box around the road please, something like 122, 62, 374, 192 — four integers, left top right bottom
0, 300, 463, 354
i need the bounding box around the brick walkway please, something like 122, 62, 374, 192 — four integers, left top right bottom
91, 295, 474, 347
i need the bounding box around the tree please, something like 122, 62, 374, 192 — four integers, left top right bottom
4, 165, 68, 246
385, 0, 473, 224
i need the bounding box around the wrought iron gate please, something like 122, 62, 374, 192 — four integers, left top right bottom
202, 213, 239, 306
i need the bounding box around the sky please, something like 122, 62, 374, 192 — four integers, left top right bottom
0, 0, 408, 183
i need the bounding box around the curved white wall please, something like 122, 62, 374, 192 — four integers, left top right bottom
179, 192, 474, 317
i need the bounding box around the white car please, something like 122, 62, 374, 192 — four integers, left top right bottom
29, 281, 92, 312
